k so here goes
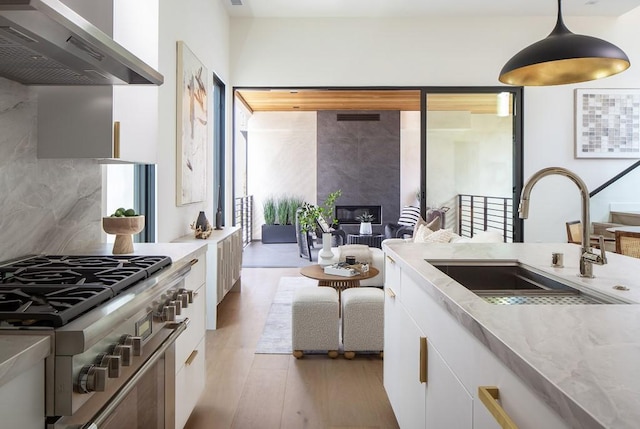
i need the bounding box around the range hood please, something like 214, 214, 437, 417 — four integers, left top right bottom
0, 0, 163, 85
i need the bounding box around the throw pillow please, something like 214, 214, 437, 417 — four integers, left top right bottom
412, 216, 427, 239
397, 206, 421, 227
338, 244, 372, 263
426, 216, 441, 231
413, 224, 434, 243
424, 228, 455, 243
469, 230, 504, 243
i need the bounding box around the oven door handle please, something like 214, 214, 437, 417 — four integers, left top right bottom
80, 318, 190, 429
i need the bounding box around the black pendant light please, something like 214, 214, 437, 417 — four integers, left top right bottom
499, 0, 630, 86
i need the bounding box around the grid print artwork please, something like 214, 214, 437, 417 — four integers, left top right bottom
575, 89, 640, 158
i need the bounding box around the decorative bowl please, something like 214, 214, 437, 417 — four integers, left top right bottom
102, 215, 145, 254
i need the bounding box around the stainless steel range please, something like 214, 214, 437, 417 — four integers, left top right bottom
0, 254, 196, 429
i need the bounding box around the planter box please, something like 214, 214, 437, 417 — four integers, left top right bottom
261, 224, 297, 243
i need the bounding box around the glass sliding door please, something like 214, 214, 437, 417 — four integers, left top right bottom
422, 89, 522, 242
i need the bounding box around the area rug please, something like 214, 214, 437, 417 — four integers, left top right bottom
255, 276, 317, 354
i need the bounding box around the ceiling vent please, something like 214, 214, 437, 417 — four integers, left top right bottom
336, 113, 381, 122
230, 0, 243, 5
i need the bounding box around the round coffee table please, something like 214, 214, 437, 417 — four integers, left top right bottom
300, 264, 380, 312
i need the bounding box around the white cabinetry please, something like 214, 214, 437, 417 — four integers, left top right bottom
174, 227, 243, 330
217, 228, 243, 304
38, 0, 159, 163
174, 256, 206, 429
383, 255, 568, 429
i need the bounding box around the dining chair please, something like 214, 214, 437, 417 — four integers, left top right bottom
565, 220, 614, 250
615, 230, 640, 258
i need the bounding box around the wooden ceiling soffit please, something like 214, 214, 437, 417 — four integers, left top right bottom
235, 90, 510, 115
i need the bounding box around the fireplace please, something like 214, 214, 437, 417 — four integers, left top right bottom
335, 205, 382, 225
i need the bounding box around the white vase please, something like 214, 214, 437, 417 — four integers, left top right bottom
318, 232, 334, 265
359, 222, 372, 235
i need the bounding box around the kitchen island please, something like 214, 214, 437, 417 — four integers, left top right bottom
382, 241, 640, 429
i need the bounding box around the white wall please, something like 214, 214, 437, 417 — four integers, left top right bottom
401, 112, 421, 207
229, 12, 640, 242
157, 0, 230, 242
246, 111, 317, 239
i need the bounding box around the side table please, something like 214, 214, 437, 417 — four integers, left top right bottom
347, 233, 384, 249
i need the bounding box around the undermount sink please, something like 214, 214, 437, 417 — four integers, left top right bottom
429, 262, 626, 305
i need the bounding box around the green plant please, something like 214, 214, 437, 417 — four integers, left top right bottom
298, 190, 342, 233
276, 196, 289, 225
356, 212, 374, 223
263, 196, 276, 225
288, 196, 304, 225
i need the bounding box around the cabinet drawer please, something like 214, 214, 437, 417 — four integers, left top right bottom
384, 253, 402, 298
185, 256, 206, 292
175, 282, 205, 373
473, 340, 569, 429
175, 338, 206, 429
401, 271, 475, 395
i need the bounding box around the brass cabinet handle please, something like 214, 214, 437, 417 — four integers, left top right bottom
189, 258, 199, 266
113, 121, 120, 158
386, 255, 396, 264
386, 287, 396, 298
419, 336, 428, 383
185, 349, 199, 366
478, 386, 519, 429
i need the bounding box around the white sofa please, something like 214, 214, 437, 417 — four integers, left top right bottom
322, 246, 385, 287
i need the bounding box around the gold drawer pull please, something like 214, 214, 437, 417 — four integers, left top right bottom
185, 350, 199, 366
478, 386, 519, 429
189, 258, 199, 266
386, 255, 396, 264
419, 337, 427, 383
386, 287, 396, 298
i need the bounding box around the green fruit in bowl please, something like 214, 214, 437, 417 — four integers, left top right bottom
111, 208, 138, 217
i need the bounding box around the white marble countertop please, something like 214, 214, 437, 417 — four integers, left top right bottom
382, 241, 640, 429
0, 335, 50, 388
74, 242, 208, 264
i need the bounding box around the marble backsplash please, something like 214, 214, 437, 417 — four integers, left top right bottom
0, 78, 102, 261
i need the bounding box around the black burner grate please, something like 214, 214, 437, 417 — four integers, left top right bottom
0, 254, 172, 327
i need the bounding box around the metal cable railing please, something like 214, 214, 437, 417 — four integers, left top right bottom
234, 195, 253, 247
457, 194, 513, 242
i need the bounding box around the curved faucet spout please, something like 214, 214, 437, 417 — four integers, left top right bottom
519, 166, 605, 278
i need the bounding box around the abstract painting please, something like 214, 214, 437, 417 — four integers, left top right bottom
575, 89, 640, 158
176, 41, 208, 205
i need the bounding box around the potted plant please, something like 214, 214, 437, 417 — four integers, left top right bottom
357, 212, 374, 235
297, 190, 342, 263
297, 190, 342, 234
261, 195, 301, 244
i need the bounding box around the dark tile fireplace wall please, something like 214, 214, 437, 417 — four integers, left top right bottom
317, 111, 401, 235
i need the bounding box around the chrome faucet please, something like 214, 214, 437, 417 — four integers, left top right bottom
518, 167, 607, 278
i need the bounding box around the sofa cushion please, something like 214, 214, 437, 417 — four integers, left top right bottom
338, 244, 372, 264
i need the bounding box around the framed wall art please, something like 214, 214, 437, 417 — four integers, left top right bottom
575, 88, 640, 159
176, 41, 208, 205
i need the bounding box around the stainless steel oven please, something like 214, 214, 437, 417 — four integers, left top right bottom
50, 318, 188, 429
0, 254, 196, 429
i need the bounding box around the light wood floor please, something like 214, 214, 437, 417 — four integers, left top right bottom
184, 267, 400, 429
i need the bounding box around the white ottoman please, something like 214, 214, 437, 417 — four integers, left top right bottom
292, 287, 340, 358
341, 287, 384, 359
